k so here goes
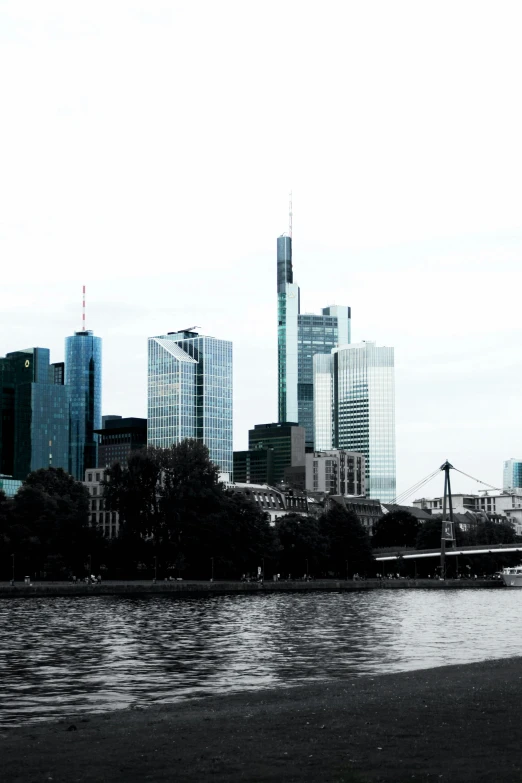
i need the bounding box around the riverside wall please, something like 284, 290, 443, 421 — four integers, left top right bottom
0, 577, 503, 598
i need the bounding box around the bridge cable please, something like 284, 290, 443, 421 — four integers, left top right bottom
451, 467, 503, 492
391, 468, 441, 506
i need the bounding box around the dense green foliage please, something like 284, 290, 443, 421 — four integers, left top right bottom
0, 441, 376, 580
372, 510, 421, 548
0, 468, 99, 579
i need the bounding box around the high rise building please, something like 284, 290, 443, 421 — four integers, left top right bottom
248, 422, 305, 485
147, 330, 233, 476
65, 330, 102, 480
0, 347, 69, 479
233, 448, 274, 485
277, 224, 350, 448
503, 459, 522, 491
313, 341, 396, 502
95, 416, 147, 468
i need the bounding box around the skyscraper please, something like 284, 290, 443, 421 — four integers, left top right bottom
277, 220, 350, 448
147, 330, 233, 476
0, 347, 69, 479
503, 459, 522, 491
313, 341, 396, 502
65, 330, 102, 480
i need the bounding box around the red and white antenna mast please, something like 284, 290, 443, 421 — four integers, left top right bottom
82, 285, 86, 331
289, 191, 293, 238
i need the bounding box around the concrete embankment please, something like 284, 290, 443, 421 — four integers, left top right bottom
0, 577, 503, 598
3, 656, 522, 782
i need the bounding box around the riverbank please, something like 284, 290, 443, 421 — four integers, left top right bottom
2, 656, 521, 782
0, 577, 503, 597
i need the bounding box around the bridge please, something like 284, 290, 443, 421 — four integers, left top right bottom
375, 544, 522, 561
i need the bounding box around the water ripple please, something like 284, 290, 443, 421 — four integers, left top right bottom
1, 589, 521, 726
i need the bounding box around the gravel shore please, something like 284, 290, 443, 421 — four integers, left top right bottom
2, 657, 522, 783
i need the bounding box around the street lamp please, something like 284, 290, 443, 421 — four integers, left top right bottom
87, 554, 92, 579
306, 558, 309, 580
11, 553, 15, 585
262, 557, 265, 581
153, 556, 157, 583
211, 556, 214, 582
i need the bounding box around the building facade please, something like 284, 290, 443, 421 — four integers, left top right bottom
233, 448, 274, 485
327, 495, 383, 535
84, 469, 119, 538
305, 449, 366, 496
65, 330, 102, 480
227, 481, 308, 523
277, 231, 351, 448
147, 330, 233, 476
95, 416, 147, 468
0, 474, 22, 497
313, 341, 396, 502
248, 422, 305, 485
0, 347, 69, 479
503, 459, 522, 491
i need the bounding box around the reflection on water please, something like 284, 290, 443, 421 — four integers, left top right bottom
1, 589, 521, 726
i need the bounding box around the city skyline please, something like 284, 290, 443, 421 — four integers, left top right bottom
2, 3, 522, 498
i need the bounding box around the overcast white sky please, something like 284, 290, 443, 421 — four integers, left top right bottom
1, 0, 522, 499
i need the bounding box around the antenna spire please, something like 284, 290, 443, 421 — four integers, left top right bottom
82, 285, 86, 331
289, 191, 293, 238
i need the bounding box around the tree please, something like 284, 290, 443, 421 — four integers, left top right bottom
104, 448, 162, 540
10, 467, 93, 577
320, 502, 374, 577
372, 510, 420, 548
103, 440, 274, 578
275, 514, 327, 578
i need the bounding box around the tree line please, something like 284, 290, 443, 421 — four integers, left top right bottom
1, 440, 519, 581
0, 440, 374, 581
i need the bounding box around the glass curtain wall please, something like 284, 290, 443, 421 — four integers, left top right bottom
332, 342, 396, 502
65, 331, 102, 480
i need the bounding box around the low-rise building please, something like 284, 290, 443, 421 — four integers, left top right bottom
305, 450, 366, 495
84, 469, 119, 538
414, 491, 522, 534
327, 495, 383, 534
227, 482, 308, 523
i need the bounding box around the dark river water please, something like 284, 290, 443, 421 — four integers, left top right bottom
1, 589, 521, 727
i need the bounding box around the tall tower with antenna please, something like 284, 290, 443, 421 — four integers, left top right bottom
277, 193, 299, 423
65, 286, 102, 479
276, 195, 352, 447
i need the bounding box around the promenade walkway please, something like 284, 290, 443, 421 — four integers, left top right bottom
0, 577, 502, 598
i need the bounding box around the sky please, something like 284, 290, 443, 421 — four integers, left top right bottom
1, 0, 522, 500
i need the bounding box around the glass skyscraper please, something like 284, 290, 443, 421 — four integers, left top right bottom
147, 330, 233, 476
277, 233, 350, 448
313, 341, 396, 502
65, 330, 102, 480
503, 459, 522, 491
0, 347, 69, 479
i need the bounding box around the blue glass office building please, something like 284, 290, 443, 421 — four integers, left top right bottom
503, 459, 522, 491
148, 331, 233, 476
313, 341, 396, 502
0, 347, 69, 479
277, 233, 351, 448
65, 331, 102, 480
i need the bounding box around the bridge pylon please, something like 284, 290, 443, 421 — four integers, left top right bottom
440, 460, 456, 578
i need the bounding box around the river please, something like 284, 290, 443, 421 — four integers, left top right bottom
1, 589, 520, 727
